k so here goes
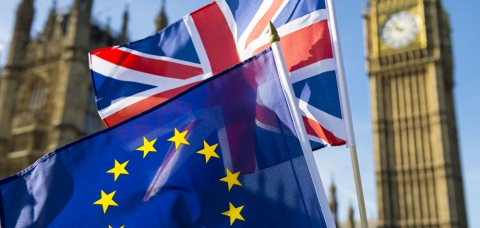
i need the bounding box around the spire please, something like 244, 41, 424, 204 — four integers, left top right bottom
66, 0, 94, 48
6, 0, 35, 67
72, 0, 93, 13
105, 16, 111, 35
329, 181, 337, 210
155, 0, 168, 32
43, 0, 57, 41
348, 205, 355, 228
328, 179, 338, 227
119, 3, 129, 43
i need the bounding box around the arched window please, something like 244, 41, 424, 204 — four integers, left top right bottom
83, 89, 102, 135
13, 78, 49, 128
28, 85, 47, 110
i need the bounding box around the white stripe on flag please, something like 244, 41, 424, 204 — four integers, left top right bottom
307, 134, 329, 146
216, 0, 238, 47
99, 86, 167, 118
277, 8, 328, 37
183, 15, 212, 74
290, 58, 336, 83
298, 98, 347, 142
236, 0, 277, 59
92, 56, 213, 118
91, 54, 207, 87
243, 9, 329, 57
117, 47, 202, 68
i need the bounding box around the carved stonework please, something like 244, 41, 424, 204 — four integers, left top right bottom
12, 133, 30, 152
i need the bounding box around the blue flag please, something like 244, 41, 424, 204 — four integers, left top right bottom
0, 49, 330, 227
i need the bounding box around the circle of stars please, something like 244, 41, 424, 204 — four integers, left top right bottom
92, 127, 247, 226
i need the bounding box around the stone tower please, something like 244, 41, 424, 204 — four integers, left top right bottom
0, 0, 35, 157
155, 0, 168, 32
364, 0, 467, 227
0, 0, 128, 178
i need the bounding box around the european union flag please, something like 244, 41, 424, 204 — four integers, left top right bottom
0, 49, 330, 227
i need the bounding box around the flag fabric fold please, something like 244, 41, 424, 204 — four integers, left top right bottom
89, 0, 349, 149
1, 49, 332, 228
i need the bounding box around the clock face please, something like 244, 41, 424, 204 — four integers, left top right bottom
380, 11, 419, 49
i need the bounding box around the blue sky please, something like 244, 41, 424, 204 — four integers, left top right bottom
0, 0, 479, 226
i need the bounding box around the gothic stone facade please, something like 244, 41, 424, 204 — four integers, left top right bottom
364, 0, 467, 227
0, 0, 129, 178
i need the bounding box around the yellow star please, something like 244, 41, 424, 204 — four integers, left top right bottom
167, 128, 190, 150
106, 160, 129, 181
220, 168, 242, 191
222, 202, 245, 226
108, 226, 125, 228
136, 136, 157, 158
196, 140, 220, 163
93, 190, 118, 214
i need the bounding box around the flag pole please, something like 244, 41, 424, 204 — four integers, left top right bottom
325, 0, 369, 227
269, 22, 336, 228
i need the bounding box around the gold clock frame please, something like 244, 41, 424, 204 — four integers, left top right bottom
370, 0, 427, 57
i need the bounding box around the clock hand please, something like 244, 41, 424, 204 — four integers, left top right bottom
391, 22, 404, 32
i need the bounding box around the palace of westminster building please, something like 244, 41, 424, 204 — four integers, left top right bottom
0, 0, 467, 227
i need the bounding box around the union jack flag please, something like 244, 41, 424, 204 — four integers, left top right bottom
89, 0, 350, 149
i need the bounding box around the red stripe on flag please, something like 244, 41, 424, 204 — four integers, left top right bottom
302, 116, 346, 146
245, 0, 284, 49
253, 20, 333, 72
226, 121, 257, 174
255, 103, 280, 128
191, 2, 240, 75
93, 48, 203, 80
104, 82, 200, 126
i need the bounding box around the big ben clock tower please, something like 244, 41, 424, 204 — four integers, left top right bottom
364, 0, 468, 227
